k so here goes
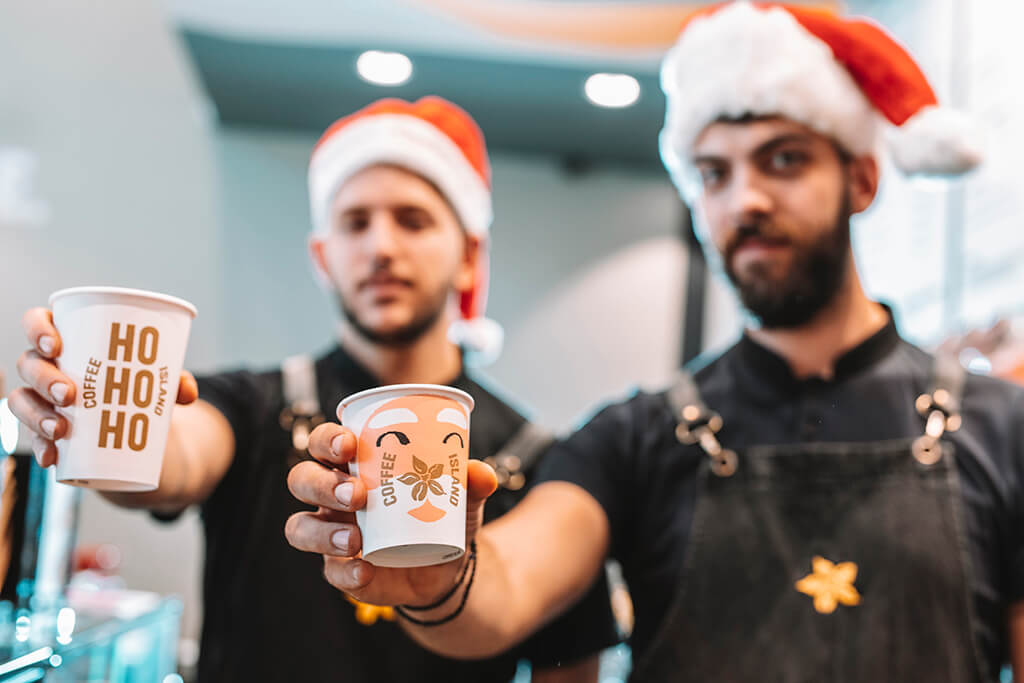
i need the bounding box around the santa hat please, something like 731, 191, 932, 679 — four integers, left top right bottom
308, 97, 503, 365
660, 1, 983, 202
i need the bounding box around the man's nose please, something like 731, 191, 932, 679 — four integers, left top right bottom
364, 215, 402, 259
727, 166, 775, 223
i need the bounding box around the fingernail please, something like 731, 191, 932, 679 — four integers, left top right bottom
330, 434, 344, 456
49, 382, 69, 404
335, 482, 354, 507
40, 418, 57, 439
331, 529, 351, 550
31, 439, 45, 466
38, 335, 55, 355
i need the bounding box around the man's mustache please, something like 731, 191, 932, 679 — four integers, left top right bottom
724, 222, 792, 259
357, 264, 413, 291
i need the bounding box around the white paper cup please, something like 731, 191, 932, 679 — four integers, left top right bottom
49, 287, 197, 491
338, 384, 474, 568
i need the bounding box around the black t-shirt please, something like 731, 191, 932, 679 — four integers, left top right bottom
188, 346, 619, 683
539, 318, 1024, 678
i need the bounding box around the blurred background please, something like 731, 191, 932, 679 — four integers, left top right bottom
1, 0, 1023, 678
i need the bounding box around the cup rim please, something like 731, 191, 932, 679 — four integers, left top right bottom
337, 384, 475, 420
49, 286, 197, 318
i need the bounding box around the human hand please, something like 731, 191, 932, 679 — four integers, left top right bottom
285, 420, 497, 607
9, 307, 197, 466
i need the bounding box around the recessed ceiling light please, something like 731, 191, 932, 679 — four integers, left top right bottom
584, 73, 641, 108
356, 50, 413, 87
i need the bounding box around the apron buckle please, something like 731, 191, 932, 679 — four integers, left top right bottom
675, 406, 723, 444
710, 449, 738, 477
912, 435, 944, 465
912, 389, 962, 466
484, 454, 528, 491
279, 405, 326, 453
914, 392, 962, 433
675, 406, 736, 476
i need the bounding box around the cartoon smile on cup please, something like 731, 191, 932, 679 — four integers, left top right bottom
356, 395, 469, 524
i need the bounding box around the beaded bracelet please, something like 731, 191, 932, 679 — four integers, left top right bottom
395, 541, 477, 627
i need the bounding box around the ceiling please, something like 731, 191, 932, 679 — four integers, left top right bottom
180, 29, 666, 169
166, 0, 840, 169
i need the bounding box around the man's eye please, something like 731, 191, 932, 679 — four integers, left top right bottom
769, 150, 806, 170
699, 166, 726, 188
397, 213, 430, 231
339, 217, 368, 233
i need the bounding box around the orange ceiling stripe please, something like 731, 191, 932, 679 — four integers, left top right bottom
413, 0, 841, 50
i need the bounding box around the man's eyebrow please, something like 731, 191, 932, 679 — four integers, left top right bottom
694, 134, 815, 166
693, 154, 727, 167
340, 203, 431, 215
751, 133, 814, 156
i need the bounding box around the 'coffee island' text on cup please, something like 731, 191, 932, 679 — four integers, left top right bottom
81, 323, 171, 451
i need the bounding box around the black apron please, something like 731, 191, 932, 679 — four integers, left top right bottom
632, 355, 986, 682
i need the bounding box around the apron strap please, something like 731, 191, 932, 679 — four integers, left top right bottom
928, 351, 967, 414
912, 353, 966, 465
666, 370, 708, 420
668, 352, 968, 472
484, 421, 555, 491
667, 370, 738, 477
279, 354, 326, 454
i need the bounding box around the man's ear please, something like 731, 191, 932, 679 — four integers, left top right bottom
455, 233, 482, 295
847, 154, 880, 215
308, 235, 331, 285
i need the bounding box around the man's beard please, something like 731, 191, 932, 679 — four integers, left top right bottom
723, 194, 852, 330
338, 284, 449, 348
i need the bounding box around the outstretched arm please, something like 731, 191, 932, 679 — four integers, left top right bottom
285, 421, 610, 658
10, 307, 235, 513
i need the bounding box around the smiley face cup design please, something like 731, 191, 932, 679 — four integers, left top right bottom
338, 385, 474, 568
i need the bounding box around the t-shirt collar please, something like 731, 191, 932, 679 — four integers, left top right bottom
735, 304, 901, 393
327, 345, 468, 394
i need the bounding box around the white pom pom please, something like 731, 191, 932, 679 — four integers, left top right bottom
448, 317, 504, 367
887, 105, 983, 176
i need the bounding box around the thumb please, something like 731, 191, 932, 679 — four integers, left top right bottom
177, 371, 198, 405
465, 459, 498, 540
467, 459, 498, 501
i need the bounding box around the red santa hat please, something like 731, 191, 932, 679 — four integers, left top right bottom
659, 1, 983, 202
308, 97, 502, 365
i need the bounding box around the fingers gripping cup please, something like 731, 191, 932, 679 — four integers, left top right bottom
49, 287, 197, 491
338, 385, 474, 568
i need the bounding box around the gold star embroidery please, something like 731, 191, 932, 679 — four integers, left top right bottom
795, 556, 861, 614
346, 595, 396, 626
